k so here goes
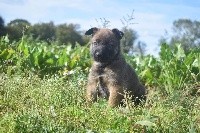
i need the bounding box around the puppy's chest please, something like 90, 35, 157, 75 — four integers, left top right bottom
96, 68, 118, 85
94, 67, 120, 98
95, 69, 116, 99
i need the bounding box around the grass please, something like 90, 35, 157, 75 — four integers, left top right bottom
0, 32, 199, 132
0, 71, 199, 133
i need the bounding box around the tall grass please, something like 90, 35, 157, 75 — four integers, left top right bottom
0, 36, 199, 132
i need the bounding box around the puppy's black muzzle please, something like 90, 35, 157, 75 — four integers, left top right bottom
92, 46, 114, 63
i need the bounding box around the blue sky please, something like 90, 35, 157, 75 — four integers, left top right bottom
0, 0, 200, 55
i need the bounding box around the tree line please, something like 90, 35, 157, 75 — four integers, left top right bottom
0, 16, 143, 54
0, 17, 87, 48
0, 16, 200, 54
160, 19, 200, 52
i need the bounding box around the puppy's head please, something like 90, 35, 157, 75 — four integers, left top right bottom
85, 27, 124, 63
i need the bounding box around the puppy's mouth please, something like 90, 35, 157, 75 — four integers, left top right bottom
92, 47, 119, 63
93, 51, 111, 63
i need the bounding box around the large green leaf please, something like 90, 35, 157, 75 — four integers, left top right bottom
0, 49, 15, 59
175, 43, 185, 60
46, 58, 54, 65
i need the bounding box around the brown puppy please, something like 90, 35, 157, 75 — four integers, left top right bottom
85, 27, 146, 107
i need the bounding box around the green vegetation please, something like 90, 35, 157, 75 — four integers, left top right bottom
0, 36, 91, 77
0, 36, 200, 132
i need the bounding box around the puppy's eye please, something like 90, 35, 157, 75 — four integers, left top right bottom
93, 41, 98, 45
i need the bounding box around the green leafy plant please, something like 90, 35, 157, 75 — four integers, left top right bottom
0, 36, 91, 77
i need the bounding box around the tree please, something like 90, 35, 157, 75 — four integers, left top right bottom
7, 19, 31, 41
0, 16, 6, 36
168, 19, 200, 51
120, 27, 138, 53
29, 21, 56, 43
56, 23, 83, 48
136, 41, 146, 56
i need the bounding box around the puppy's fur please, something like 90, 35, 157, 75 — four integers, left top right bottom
85, 27, 146, 107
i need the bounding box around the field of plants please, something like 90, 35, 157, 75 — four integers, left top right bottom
0, 36, 200, 132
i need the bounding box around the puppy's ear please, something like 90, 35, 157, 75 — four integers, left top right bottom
112, 28, 124, 40
85, 27, 99, 35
